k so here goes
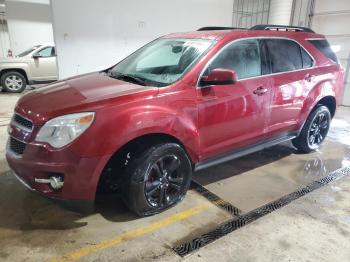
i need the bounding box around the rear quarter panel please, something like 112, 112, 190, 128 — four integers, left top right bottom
297, 36, 344, 129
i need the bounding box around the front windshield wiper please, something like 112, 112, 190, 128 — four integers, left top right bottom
107, 70, 147, 86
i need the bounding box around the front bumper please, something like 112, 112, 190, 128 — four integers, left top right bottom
6, 139, 111, 213
11, 170, 94, 213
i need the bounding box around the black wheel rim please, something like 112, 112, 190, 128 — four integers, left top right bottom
145, 154, 183, 208
308, 112, 329, 147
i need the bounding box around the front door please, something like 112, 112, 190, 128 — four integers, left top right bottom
30, 46, 58, 81
197, 39, 271, 160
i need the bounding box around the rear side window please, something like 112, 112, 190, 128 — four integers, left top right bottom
264, 39, 303, 73
208, 39, 261, 80
308, 39, 338, 63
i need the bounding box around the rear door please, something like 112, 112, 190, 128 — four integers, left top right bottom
197, 39, 271, 160
262, 38, 315, 137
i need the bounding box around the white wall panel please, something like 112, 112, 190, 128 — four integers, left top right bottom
314, 0, 350, 13
0, 11, 11, 58
6, 0, 54, 55
312, 14, 350, 35
268, 0, 294, 25
51, 0, 234, 79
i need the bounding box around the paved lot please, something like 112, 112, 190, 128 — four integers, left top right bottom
0, 89, 349, 261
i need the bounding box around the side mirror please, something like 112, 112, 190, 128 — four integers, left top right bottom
33, 53, 42, 59
200, 68, 237, 87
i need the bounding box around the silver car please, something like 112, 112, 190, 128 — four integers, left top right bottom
0, 45, 58, 93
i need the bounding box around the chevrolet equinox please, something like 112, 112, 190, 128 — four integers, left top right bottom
6, 25, 344, 216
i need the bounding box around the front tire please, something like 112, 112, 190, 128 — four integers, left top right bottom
1, 71, 27, 93
292, 106, 331, 153
122, 143, 192, 217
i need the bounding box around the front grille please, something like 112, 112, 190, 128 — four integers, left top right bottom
14, 114, 33, 130
9, 137, 26, 155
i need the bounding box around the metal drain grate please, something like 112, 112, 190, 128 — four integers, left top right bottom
175, 166, 350, 257
191, 180, 242, 217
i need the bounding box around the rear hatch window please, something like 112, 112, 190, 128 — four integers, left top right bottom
308, 39, 339, 63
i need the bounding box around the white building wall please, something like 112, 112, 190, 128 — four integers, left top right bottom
268, 0, 294, 25
0, 3, 11, 58
312, 0, 350, 106
5, 0, 54, 55
50, 0, 234, 79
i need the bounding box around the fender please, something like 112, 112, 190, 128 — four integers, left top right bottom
0, 62, 31, 80
82, 105, 200, 204
95, 103, 200, 163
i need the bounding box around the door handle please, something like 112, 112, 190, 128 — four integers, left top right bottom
253, 86, 268, 95
305, 73, 314, 82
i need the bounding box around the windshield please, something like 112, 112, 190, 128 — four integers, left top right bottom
17, 45, 42, 57
108, 38, 213, 87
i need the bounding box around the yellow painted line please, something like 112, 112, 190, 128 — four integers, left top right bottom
49, 202, 212, 262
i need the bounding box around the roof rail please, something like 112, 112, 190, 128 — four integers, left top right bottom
197, 26, 245, 31
250, 24, 315, 33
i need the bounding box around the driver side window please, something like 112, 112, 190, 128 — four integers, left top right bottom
35, 47, 55, 58
207, 39, 261, 80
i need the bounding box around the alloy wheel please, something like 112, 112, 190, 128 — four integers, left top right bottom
308, 112, 329, 147
144, 154, 184, 208
5, 75, 24, 91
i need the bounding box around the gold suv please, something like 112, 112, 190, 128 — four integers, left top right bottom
0, 45, 58, 93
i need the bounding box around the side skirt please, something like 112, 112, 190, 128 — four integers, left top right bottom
195, 134, 297, 172
28, 79, 57, 85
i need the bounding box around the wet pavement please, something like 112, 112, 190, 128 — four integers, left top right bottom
0, 91, 349, 262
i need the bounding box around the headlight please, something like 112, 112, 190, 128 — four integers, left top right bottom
36, 112, 95, 148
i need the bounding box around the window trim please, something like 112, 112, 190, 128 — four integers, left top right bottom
197, 37, 316, 88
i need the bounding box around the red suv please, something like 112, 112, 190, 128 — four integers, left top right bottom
6, 25, 344, 216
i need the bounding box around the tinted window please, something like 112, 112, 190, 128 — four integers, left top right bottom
308, 39, 338, 63
265, 39, 303, 73
36, 47, 55, 57
301, 48, 313, 68
207, 39, 261, 80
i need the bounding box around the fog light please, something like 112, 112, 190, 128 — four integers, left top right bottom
35, 175, 64, 190
49, 176, 64, 190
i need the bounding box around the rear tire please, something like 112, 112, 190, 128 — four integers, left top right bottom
122, 143, 192, 217
292, 106, 331, 153
1, 71, 27, 93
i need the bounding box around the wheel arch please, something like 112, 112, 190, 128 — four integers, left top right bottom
298, 75, 338, 129
0, 68, 29, 84
95, 132, 194, 195
111, 133, 190, 159
297, 94, 336, 135
315, 96, 336, 118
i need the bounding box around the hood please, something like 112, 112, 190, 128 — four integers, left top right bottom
16, 72, 158, 124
